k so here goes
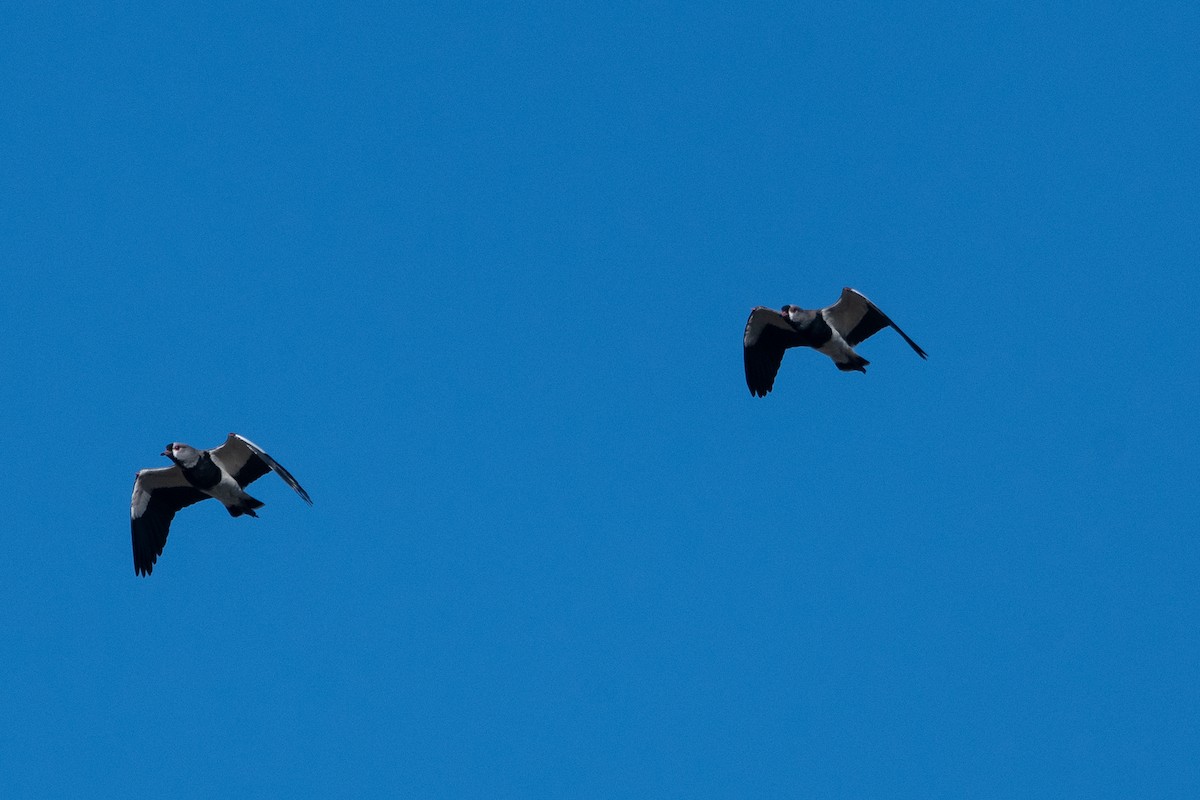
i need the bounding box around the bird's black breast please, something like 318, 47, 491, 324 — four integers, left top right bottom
180, 452, 223, 490
800, 313, 834, 348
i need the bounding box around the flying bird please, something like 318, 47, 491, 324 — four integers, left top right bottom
743, 287, 927, 397
129, 433, 312, 576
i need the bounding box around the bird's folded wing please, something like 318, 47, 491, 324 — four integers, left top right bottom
130, 467, 208, 576
824, 288, 927, 358
210, 433, 313, 504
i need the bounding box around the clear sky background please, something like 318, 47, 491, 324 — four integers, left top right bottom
2, 1, 1198, 797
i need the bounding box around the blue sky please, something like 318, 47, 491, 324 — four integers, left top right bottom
2, 1, 1198, 797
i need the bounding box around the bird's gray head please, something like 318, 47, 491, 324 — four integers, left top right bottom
163, 443, 201, 468
781, 304, 809, 324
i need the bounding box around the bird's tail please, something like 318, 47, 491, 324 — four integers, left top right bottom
228, 495, 265, 518
836, 354, 869, 373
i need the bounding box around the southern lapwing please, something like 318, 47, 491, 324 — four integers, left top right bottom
130, 433, 312, 576
743, 287, 926, 397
